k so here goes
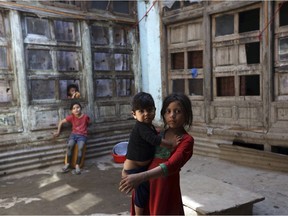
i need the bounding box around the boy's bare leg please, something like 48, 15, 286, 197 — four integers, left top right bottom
134, 205, 143, 215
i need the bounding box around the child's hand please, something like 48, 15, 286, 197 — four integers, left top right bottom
72, 92, 80, 98
53, 132, 60, 138
172, 135, 182, 148
161, 135, 182, 149
119, 172, 144, 194
121, 169, 128, 178
176, 135, 182, 145
166, 135, 182, 150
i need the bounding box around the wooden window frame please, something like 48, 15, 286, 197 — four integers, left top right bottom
274, 1, 288, 101
0, 11, 16, 105
212, 4, 262, 101
90, 22, 135, 101
22, 14, 84, 104
167, 19, 204, 101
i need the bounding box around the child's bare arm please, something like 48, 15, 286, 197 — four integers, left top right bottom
53, 119, 68, 137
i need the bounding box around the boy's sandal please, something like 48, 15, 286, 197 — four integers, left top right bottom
75, 166, 81, 175
62, 164, 70, 173
72, 169, 81, 175
75, 167, 81, 175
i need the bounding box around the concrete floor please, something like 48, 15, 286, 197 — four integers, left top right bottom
0, 154, 288, 215
181, 155, 288, 215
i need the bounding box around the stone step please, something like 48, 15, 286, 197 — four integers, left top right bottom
181, 174, 265, 215
191, 135, 288, 172
0, 125, 131, 177
193, 137, 222, 158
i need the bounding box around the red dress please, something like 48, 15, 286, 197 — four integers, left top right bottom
130, 132, 194, 215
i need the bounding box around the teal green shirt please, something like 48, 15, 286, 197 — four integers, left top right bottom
154, 131, 172, 176
154, 145, 171, 159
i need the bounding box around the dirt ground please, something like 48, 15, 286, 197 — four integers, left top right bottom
0, 154, 288, 215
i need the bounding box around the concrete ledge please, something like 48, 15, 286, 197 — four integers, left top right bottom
181, 174, 265, 215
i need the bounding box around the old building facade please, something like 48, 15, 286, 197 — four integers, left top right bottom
0, 1, 139, 176
157, 0, 288, 171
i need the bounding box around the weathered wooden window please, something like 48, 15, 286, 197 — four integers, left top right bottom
90, 23, 134, 113
173, 79, 185, 94
55, 1, 81, 6
189, 79, 203, 96
240, 75, 260, 96
215, 46, 234, 66
279, 2, 288, 27
274, 2, 288, 101
27, 49, 53, 70
163, 0, 198, 12
171, 50, 204, 96
245, 42, 260, 64
91, 25, 109, 45
57, 51, 79, 71
0, 47, 7, 69
279, 37, 288, 61
167, 20, 204, 102
30, 79, 81, 100
59, 80, 80, 99
212, 5, 261, 100
187, 22, 202, 41
87, 1, 134, 15
188, 51, 203, 68
171, 52, 184, 69
95, 79, 113, 98
30, 80, 55, 100
215, 14, 234, 36
217, 76, 235, 96
40, 0, 133, 16
91, 22, 134, 102
170, 26, 184, 44
0, 12, 13, 104
26, 17, 50, 38
54, 20, 76, 43
168, 1, 181, 10
113, 1, 130, 14
239, 8, 259, 33
23, 15, 82, 102
0, 13, 6, 37
93, 52, 111, 71
115, 53, 129, 71
40, 1, 82, 9
116, 78, 133, 96
89, 1, 110, 10
114, 27, 127, 46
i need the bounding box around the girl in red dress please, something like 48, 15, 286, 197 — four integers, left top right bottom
120, 93, 194, 215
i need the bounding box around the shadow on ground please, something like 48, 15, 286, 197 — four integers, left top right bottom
0, 156, 130, 215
